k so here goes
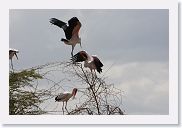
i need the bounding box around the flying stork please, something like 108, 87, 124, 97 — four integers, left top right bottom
9, 48, 19, 71
50, 17, 82, 57
55, 88, 78, 114
71, 51, 104, 74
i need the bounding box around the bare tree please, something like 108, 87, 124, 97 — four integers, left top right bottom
9, 61, 125, 115
64, 62, 124, 115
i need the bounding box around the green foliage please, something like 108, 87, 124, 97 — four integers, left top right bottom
9, 69, 45, 115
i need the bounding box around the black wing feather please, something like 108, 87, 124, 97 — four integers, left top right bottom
50, 18, 72, 39
68, 17, 79, 27
50, 18, 67, 29
50, 17, 80, 40
93, 56, 103, 73
71, 51, 87, 63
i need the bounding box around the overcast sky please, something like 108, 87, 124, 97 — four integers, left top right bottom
9, 9, 169, 115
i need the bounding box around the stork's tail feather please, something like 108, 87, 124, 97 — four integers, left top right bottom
55, 96, 58, 101
61, 38, 70, 45
55, 96, 61, 102
61, 38, 69, 42
97, 68, 102, 73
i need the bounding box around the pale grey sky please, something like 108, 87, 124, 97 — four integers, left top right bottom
9, 9, 169, 115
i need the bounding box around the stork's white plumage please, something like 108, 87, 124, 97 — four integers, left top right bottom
71, 51, 104, 73
55, 88, 78, 114
9, 48, 19, 71
50, 17, 82, 56
9, 48, 19, 60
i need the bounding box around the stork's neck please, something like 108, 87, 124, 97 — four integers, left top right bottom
71, 90, 74, 96
72, 89, 77, 96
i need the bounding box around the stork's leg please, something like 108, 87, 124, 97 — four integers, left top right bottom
62, 102, 65, 115
10, 59, 14, 72
90, 69, 92, 74
90, 69, 94, 88
94, 70, 97, 78
91, 70, 94, 80
91, 69, 96, 79
71, 45, 74, 57
65, 101, 69, 113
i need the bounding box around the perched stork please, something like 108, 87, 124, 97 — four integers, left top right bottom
50, 17, 82, 56
9, 48, 19, 60
55, 88, 78, 114
71, 51, 104, 73
9, 48, 19, 71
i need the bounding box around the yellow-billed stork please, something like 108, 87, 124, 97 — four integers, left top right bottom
71, 51, 104, 73
50, 17, 82, 57
55, 88, 78, 114
9, 48, 19, 71
9, 48, 19, 60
